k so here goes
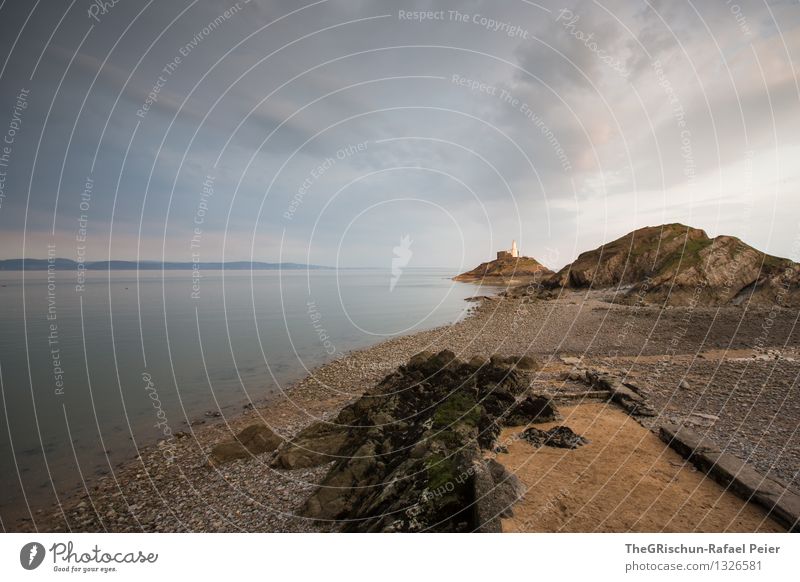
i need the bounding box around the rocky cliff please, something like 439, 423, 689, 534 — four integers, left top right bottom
545, 223, 800, 306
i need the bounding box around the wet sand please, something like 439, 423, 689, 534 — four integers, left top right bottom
499, 403, 784, 532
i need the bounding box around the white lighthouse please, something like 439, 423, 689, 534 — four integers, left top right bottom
511, 239, 519, 258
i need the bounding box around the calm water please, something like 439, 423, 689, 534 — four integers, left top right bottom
0, 268, 500, 524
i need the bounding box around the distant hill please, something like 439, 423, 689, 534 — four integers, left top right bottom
0, 259, 332, 271
545, 223, 800, 306
454, 255, 552, 283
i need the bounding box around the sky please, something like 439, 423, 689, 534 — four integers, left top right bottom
0, 0, 798, 271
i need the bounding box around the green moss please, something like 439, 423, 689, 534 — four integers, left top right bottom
425, 453, 457, 490
423, 392, 482, 503
424, 452, 462, 505
432, 391, 481, 430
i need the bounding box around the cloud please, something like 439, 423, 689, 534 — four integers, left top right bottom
0, 0, 798, 266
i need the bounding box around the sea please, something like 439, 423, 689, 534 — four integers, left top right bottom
0, 267, 501, 524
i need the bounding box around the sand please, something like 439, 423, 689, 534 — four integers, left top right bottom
498, 403, 784, 532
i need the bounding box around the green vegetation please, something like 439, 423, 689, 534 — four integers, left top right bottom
656, 236, 715, 276
424, 452, 461, 500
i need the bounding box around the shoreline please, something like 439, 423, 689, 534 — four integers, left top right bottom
14, 287, 800, 532
12, 287, 504, 532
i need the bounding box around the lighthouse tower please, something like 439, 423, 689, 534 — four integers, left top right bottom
511, 239, 519, 258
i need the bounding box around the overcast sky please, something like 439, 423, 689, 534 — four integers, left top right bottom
0, 0, 798, 270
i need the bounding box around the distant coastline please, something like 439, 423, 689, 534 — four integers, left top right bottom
0, 258, 333, 271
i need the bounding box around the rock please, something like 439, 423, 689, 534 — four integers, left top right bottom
488, 353, 542, 373
468, 355, 488, 369
502, 395, 560, 426
594, 374, 617, 391
685, 412, 720, 427
454, 255, 552, 283
210, 423, 283, 465
208, 442, 247, 464
237, 423, 283, 453
543, 223, 800, 307
472, 458, 525, 532
691, 412, 719, 421
271, 422, 349, 469
520, 426, 589, 449
297, 351, 539, 532
514, 355, 541, 371
679, 379, 691, 390
609, 382, 643, 403
567, 370, 584, 382
408, 350, 434, 368
427, 349, 458, 371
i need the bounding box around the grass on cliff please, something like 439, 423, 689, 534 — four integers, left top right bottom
655, 236, 715, 276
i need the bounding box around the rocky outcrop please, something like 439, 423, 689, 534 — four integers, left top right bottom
500, 395, 560, 426
520, 426, 588, 449
273, 350, 553, 532
544, 223, 800, 306
269, 422, 349, 469
209, 423, 283, 464
454, 255, 552, 283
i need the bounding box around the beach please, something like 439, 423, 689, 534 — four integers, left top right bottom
17, 289, 800, 532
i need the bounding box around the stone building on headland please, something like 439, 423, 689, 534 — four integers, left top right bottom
497, 240, 519, 260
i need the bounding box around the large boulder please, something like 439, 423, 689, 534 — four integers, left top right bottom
209, 423, 283, 464
473, 459, 526, 532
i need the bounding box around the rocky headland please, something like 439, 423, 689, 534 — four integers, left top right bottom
457, 223, 800, 307
453, 255, 552, 284
543, 223, 800, 307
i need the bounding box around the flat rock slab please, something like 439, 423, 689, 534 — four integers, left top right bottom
607, 381, 657, 417
541, 390, 609, 401
660, 423, 800, 532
